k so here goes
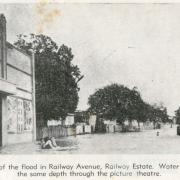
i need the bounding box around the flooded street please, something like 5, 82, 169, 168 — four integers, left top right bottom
1, 125, 180, 154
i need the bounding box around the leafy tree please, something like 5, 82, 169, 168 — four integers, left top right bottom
145, 103, 169, 128
88, 83, 170, 126
175, 107, 180, 124
14, 34, 82, 122
88, 83, 146, 124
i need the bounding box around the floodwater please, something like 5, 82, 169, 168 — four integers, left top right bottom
1, 124, 180, 154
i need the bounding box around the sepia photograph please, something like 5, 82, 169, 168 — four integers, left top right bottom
0, 2, 180, 154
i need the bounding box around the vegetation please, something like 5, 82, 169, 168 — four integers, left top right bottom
88, 83, 169, 125
175, 107, 180, 124
14, 34, 83, 122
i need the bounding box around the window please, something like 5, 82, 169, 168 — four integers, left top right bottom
7, 96, 33, 133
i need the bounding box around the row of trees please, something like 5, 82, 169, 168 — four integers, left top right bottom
175, 108, 180, 124
14, 34, 83, 122
14, 34, 170, 126
88, 84, 169, 125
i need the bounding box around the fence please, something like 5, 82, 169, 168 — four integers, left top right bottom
36, 126, 76, 140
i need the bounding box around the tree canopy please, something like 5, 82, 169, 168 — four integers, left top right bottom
175, 107, 180, 124
88, 84, 145, 123
14, 34, 82, 121
88, 83, 169, 124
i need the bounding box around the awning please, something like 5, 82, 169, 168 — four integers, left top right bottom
0, 78, 16, 95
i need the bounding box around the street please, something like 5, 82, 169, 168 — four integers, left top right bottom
0, 124, 180, 154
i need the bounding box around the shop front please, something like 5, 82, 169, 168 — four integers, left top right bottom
0, 14, 36, 146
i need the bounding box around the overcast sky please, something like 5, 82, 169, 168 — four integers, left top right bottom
1, 3, 180, 115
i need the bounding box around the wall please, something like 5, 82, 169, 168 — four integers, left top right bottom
115, 125, 122, 132
85, 125, 91, 133
88, 115, 96, 132
7, 43, 32, 100
67, 127, 76, 136
76, 125, 84, 134
104, 119, 117, 125
64, 115, 74, 126
0, 14, 6, 79
5, 43, 35, 144
106, 124, 115, 133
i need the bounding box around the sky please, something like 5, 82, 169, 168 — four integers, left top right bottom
1, 3, 180, 115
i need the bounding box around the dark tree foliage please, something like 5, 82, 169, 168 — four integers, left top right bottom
88, 84, 146, 124
88, 83, 169, 124
14, 34, 82, 121
175, 107, 180, 124
145, 103, 169, 126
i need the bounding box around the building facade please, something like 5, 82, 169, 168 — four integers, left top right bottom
0, 14, 36, 146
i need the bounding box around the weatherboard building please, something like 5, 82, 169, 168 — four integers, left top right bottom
0, 14, 36, 146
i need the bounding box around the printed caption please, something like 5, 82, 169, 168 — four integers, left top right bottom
0, 162, 179, 178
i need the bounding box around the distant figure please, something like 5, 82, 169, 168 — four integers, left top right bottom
157, 131, 160, 136
41, 137, 58, 149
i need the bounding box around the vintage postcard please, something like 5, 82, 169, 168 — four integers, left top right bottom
0, 1, 180, 179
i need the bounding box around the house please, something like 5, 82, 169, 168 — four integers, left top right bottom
88, 114, 96, 132
47, 119, 62, 126
76, 123, 86, 135
0, 14, 36, 146
122, 119, 141, 132
63, 113, 75, 126
104, 120, 116, 133
74, 111, 97, 133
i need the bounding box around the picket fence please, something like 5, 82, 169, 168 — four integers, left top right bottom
36, 126, 76, 140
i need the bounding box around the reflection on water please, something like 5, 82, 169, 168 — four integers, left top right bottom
0, 125, 180, 154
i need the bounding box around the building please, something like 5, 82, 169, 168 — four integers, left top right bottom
74, 110, 89, 124
76, 123, 85, 135
63, 113, 75, 126
0, 14, 36, 146
104, 119, 116, 133
88, 114, 96, 132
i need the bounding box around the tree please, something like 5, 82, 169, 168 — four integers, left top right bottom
88, 83, 170, 127
88, 83, 146, 124
145, 103, 169, 128
175, 107, 180, 124
14, 34, 82, 122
